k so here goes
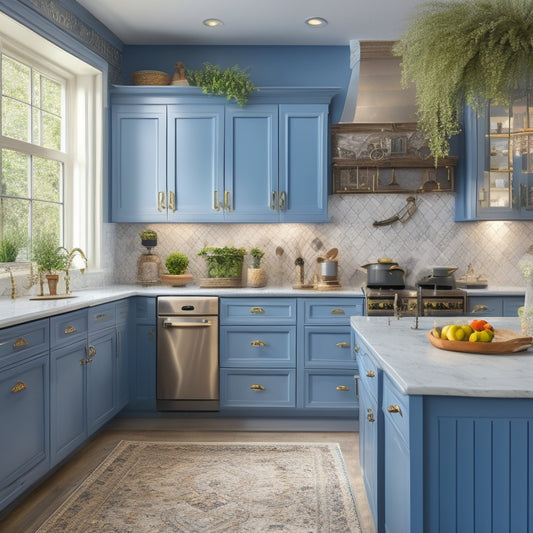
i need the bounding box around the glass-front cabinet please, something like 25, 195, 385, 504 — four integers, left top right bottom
456, 93, 533, 220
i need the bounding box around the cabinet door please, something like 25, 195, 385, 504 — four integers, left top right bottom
87, 331, 116, 434
279, 104, 329, 222
225, 104, 279, 222
50, 340, 87, 466
116, 322, 129, 410
111, 104, 167, 222
0, 353, 49, 508
167, 105, 225, 222
129, 324, 156, 411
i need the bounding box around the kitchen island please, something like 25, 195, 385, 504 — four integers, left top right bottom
351, 316, 533, 533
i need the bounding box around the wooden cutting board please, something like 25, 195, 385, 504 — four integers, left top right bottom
428, 328, 533, 354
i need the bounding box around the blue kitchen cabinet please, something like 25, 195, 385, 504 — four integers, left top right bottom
111, 104, 167, 222
456, 101, 533, 221
0, 319, 50, 511
115, 299, 131, 410
467, 294, 524, 317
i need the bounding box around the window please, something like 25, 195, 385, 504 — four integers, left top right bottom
0, 12, 103, 269
1, 54, 66, 259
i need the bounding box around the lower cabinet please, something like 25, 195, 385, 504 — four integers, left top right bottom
467, 294, 524, 316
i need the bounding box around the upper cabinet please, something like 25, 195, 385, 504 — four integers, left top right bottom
456, 94, 533, 221
110, 87, 338, 223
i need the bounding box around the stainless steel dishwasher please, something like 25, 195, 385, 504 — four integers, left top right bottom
157, 296, 219, 411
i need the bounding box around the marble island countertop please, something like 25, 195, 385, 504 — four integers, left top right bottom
351, 315, 533, 399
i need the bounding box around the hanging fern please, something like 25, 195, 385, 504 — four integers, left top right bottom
394, 0, 533, 160
186, 62, 258, 106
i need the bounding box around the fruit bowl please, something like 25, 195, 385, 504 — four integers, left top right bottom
428, 329, 533, 354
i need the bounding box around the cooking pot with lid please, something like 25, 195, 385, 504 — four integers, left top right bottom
361, 257, 406, 288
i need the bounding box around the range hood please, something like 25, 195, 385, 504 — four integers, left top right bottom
340, 40, 417, 124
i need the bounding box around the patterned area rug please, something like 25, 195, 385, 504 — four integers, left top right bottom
36, 441, 361, 532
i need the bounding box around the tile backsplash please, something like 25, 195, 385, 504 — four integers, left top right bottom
2, 193, 532, 298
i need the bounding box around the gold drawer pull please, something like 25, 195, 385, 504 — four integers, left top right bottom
93, 313, 109, 323
250, 384, 265, 391
336, 385, 350, 392
336, 342, 349, 348
366, 370, 376, 378
367, 408, 375, 423
353, 345, 360, 352
250, 307, 265, 314
387, 404, 403, 416
472, 304, 489, 313
251, 340, 266, 347
330, 308, 345, 315
13, 337, 28, 348
64, 325, 77, 334
11, 381, 27, 393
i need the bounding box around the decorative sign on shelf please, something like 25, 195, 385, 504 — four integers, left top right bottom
331, 123, 457, 194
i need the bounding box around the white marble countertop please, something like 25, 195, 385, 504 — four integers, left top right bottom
0, 284, 365, 329
351, 316, 533, 398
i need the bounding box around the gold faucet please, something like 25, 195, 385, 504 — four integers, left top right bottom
62, 248, 88, 295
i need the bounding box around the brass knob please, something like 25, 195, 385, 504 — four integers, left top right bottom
330, 308, 345, 315
64, 325, 76, 334
366, 370, 376, 378
250, 384, 265, 391
251, 340, 266, 346
250, 307, 265, 314
11, 381, 27, 393
367, 408, 375, 423
353, 345, 360, 352
336, 385, 350, 391
87, 345, 96, 358
387, 404, 403, 416
336, 342, 349, 348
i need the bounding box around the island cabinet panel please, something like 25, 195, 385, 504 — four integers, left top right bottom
424, 396, 533, 533
467, 295, 524, 317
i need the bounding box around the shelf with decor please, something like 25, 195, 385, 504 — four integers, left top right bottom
331, 122, 457, 194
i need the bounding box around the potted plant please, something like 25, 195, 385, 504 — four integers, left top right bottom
198, 246, 246, 287
393, 0, 533, 161
186, 62, 258, 106
139, 228, 158, 249
248, 247, 267, 287
161, 251, 193, 286
31, 232, 66, 295
0, 234, 23, 263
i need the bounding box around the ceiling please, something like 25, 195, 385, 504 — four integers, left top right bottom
75, 0, 434, 46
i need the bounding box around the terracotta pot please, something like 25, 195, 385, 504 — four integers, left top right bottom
46, 274, 59, 296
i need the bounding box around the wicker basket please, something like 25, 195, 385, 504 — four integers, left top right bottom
132, 70, 170, 86
199, 277, 242, 288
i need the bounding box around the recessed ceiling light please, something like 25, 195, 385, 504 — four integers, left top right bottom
305, 17, 328, 27
203, 19, 223, 27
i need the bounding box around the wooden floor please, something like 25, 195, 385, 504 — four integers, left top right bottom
0, 419, 375, 533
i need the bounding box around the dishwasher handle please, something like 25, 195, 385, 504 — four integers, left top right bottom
162, 319, 213, 328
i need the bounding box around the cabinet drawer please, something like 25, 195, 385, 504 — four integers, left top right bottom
220, 326, 296, 367
0, 319, 49, 368
304, 370, 358, 409
220, 298, 297, 325
50, 309, 88, 348
302, 298, 363, 324
383, 374, 409, 447
220, 369, 296, 408
356, 347, 379, 403
304, 326, 355, 368
88, 303, 116, 332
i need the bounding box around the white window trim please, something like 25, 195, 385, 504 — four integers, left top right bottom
0, 12, 103, 271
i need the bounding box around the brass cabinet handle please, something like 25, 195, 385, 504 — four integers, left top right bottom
251, 340, 266, 347
158, 191, 166, 211
64, 325, 76, 334
366, 370, 376, 378
367, 408, 375, 423
353, 344, 360, 352
387, 404, 403, 416
250, 307, 265, 314
213, 190, 221, 211
168, 191, 176, 212
336, 342, 349, 348
13, 337, 28, 348
279, 190, 287, 211
87, 345, 96, 362
472, 304, 489, 313
336, 385, 350, 392
11, 381, 27, 393
330, 308, 345, 315
224, 190, 232, 212
93, 313, 109, 323
250, 384, 265, 391
270, 190, 277, 210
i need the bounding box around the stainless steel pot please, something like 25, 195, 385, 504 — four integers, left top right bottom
431, 266, 458, 277
361, 258, 405, 287
320, 260, 338, 278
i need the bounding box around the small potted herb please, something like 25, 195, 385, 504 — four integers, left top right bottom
0, 234, 22, 263
139, 229, 158, 250
198, 246, 246, 287
248, 247, 267, 287
161, 251, 193, 286
31, 232, 66, 295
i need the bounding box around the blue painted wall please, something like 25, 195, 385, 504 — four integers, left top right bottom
122, 45, 351, 123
